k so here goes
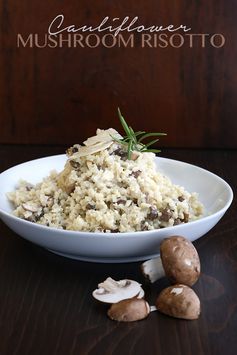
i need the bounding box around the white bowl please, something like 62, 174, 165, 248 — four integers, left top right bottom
0, 155, 233, 263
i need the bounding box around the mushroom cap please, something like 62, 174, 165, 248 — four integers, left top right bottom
160, 236, 200, 286
156, 284, 200, 320
92, 277, 142, 304
108, 298, 150, 322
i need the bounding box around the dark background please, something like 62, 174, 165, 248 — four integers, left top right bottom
0, 0, 237, 147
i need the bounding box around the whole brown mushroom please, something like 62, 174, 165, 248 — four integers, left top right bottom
141, 236, 200, 286
156, 284, 201, 320
108, 298, 150, 322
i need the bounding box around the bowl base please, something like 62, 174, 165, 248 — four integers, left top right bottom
47, 248, 160, 263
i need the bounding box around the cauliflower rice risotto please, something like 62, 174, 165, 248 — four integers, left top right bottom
8, 128, 203, 232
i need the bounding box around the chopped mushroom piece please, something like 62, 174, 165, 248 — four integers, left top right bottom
116, 199, 126, 205
156, 284, 201, 320
130, 152, 139, 161
129, 170, 142, 178
113, 147, 128, 160
92, 277, 142, 304
147, 206, 158, 220
141, 235, 201, 286
22, 203, 39, 213
86, 203, 96, 210
160, 208, 172, 222
108, 298, 150, 322
69, 161, 80, 169
25, 184, 33, 191
66, 145, 80, 156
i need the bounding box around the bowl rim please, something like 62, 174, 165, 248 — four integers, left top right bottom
0, 154, 233, 239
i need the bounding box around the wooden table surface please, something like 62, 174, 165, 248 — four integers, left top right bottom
0, 145, 236, 355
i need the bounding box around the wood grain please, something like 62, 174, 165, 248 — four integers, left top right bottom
0, 1, 237, 146
0, 145, 237, 355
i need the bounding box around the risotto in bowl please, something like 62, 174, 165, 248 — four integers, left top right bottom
0, 126, 233, 262
7, 128, 203, 233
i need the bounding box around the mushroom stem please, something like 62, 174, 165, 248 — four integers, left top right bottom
150, 305, 158, 312
141, 256, 165, 283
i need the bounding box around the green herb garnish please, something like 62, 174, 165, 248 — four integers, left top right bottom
113, 108, 167, 159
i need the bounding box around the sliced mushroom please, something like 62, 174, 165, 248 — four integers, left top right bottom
92, 277, 142, 304
156, 284, 201, 320
141, 236, 200, 286
108, 298, 150, 322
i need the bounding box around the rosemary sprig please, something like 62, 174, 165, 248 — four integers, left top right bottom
114, 108, 167, 159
